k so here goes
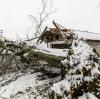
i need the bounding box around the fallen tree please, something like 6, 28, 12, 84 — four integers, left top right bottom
0, 37, 65, 78
0, 33, 100, 99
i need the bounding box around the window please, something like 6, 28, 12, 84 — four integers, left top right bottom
55, 35, 59, 40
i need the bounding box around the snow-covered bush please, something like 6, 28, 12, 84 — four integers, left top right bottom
50, 38, 100, 99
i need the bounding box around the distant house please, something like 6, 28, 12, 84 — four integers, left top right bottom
37, 21, 75, 49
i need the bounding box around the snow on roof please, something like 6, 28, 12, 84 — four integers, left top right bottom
73, 30, 100, 41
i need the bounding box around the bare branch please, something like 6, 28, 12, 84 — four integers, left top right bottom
28, 15, 39, 25
27, 0, 56, 41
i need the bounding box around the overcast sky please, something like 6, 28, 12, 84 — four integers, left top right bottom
0, 0, 100, 40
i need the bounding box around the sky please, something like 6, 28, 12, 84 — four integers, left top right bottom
0, 0, 100, 40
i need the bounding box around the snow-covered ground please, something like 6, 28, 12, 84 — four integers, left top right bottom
0, 72, 51, 99
78, 93, 98, 99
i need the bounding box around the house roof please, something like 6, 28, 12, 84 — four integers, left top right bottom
38, 21, 100, 42
37, 21, 74, 43
72, 29, 100, 41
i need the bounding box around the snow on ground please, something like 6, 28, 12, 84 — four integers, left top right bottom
0, 72, 51, 99
78, 93, 98, 99
51, 80, 70, 96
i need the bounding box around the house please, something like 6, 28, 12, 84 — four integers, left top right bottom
37, 21, 100, 55
37, 21, 75, 49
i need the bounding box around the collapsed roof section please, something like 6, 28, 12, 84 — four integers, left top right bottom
37, 21, 75, 44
